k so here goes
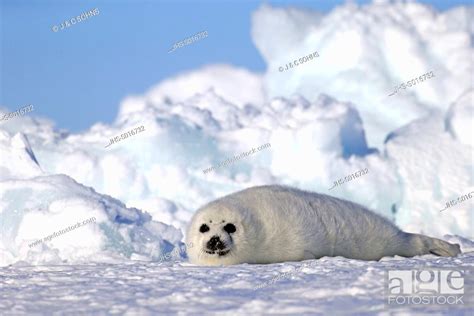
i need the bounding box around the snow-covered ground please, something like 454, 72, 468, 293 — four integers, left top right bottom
2, 244, 473, 315
1, 0, 473, 315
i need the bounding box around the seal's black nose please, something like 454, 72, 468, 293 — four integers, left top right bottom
207, 236, 225, 251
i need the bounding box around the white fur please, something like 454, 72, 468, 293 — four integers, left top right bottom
186, 185, 461, 265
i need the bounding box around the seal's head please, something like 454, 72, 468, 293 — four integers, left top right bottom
186, 200, 257, 265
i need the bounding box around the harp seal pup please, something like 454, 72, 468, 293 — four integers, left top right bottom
186, 185, 461, 265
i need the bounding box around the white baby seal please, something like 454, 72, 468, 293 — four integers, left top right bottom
186, 185, 461, 265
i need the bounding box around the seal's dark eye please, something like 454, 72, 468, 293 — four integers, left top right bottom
199, 224, 210, 233
223, 223, 236, 234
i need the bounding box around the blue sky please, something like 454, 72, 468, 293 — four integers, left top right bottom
1, 0, 470, 132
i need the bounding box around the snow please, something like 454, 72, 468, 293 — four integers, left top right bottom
0, 171, 185, 267
142, 64, 265, 112
0, 131, 42, 181
385, 110, 473, 237
446, 90, 474, 147
252, 2, 474, 148
1, 238, 473, 314
4, 83, 467, 241
0, 131, 184, 267
1, 0, 473, 314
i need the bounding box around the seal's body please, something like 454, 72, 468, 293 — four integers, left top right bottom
186, 185, 461, 265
